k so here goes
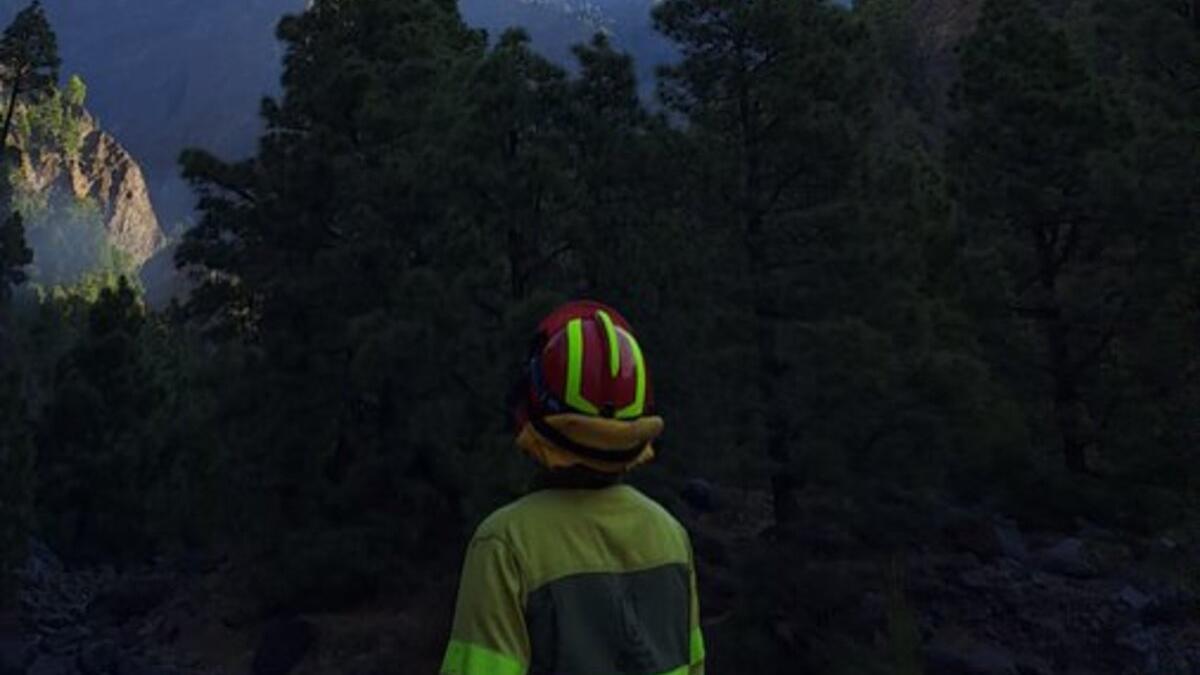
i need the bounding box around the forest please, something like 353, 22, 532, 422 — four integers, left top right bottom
0, 0, 1198, 673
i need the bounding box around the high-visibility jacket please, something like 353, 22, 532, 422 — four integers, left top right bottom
441, 484, 706, 675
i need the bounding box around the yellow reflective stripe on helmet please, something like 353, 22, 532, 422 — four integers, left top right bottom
594, 309, 621, 378
690, 625, 706, 664
565, 319, 600, 415
441, 640, 526, 675
615, 327, 646, 419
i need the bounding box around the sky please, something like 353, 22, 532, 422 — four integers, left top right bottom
0, 0, 851, 231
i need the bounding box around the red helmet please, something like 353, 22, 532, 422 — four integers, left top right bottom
511, 301, 657, 467
511, 299, 662, 468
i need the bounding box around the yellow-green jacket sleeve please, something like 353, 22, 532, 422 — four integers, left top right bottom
688, 532, 706, 675
441, 535, 530, 675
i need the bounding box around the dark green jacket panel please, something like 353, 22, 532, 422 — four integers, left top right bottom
526, 563, 690, 675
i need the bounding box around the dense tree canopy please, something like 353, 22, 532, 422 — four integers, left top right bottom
1, 0, 1198, 671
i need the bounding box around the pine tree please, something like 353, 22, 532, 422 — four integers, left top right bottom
949, 0, 1129, 475
1084, 0, 1200, 488
63, 72, 84, 108
561, 33, 688, 303
450, 28, 573, 301
846, 3, 1031, 496
176, 0, 528, 608
36, 276, 163, 559
0, 208, 30, 303
653, 0, 873, 522
0, 0, 59, 161
0, 366, 33, 606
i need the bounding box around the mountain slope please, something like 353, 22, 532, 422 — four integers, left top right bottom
0, 0, 307, 232
5, 91, 165, 281
460, 0, 675, 98
17, 110, 164, 266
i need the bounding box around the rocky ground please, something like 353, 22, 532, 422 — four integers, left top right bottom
0, 538, 452, 675
900, 525, 1200, 674
684, 483, 1200, 674
1, 485, 1197, 674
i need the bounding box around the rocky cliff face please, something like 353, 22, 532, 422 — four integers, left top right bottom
15, 110, 165, 268
0, 0, 665, 235
0, 0, 308, 231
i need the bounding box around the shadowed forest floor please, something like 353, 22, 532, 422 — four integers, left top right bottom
5, 483, 1198, 674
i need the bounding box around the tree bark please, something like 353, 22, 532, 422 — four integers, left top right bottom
507, 222, 525, 300
0, 69, 22, 163
1033, 221, 1094, 474
1047, 318, 1092, 474
732, 55, 801, 525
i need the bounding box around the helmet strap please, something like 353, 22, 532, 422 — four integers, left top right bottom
529, 415, 647, 465
529, 355, 566, 414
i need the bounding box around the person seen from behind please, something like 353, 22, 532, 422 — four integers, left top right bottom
440, 300, 705, 675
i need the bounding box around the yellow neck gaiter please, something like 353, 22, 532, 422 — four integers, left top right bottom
516, 413, 664, 474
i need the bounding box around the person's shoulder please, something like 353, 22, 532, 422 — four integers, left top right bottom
471, 492, 548, 542
621, 486, 690, 540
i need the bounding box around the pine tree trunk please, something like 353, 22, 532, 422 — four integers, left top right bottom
1030, 219, 1095, 474
507, 224, 525, 300
1045, 300, 1092, 474
756, 298, 797, 525
736, 74, 798, 525
747, 214, 796, 524
0, 72, 22, 163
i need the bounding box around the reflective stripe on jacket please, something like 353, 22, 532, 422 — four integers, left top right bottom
441, 484, 705, 675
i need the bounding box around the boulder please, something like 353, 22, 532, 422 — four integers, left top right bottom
115, 659, 180, 675
943, 516, 1028, 563
1013, 652, 1054, 675
1114, 585, 1153, 613
1114, 624, 1157, 657
680, 479, 720, 513
1152, 536, 1179, 555
959, 568, 993, 590
1142, 588, 1198, 626
22, 539, 64, 586
944, 517, 1004, 561
1034, 538, 1097, 579
1017, 610, 1065, 638
993, 518, 1029, 562
926, 636, 1019, 675
28, 655, 78, 675
89, 578, 173, 623
1073, 518, 1119, 543
40, 625, 90, 657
